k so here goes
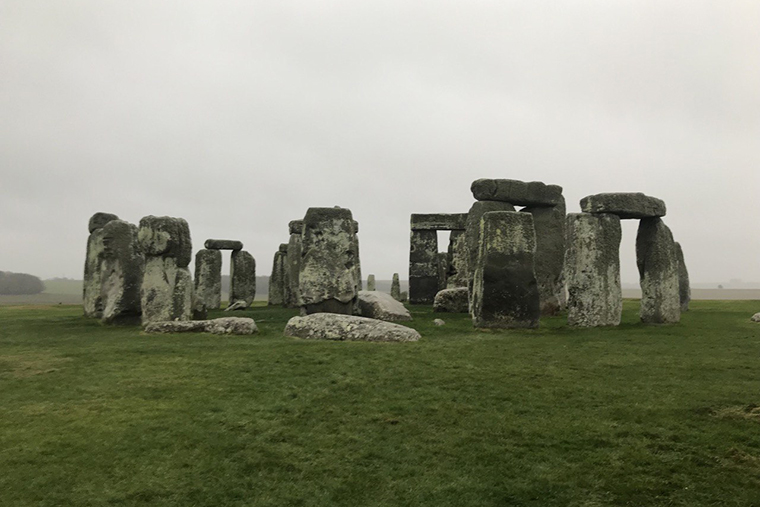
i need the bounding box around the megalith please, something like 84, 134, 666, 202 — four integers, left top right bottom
675, 242, 690, 312
138, 216, 194, 325
565, 213, 622, 327
446, 230, 468, 289
268, 244, 288, 306
194, 249, 222, 311
436, 252, 449, 291
299, 207, 360, 315
470, 179, 563, 207
284, 220, 304, 308
636, 218, 680, 324
230, 250, 256, 308
367, 274, 376, 291
471, 211, 540, 329
580, 193, 666, 219
391, 273, 401, 301
99, 220, 144, 323
464, 200, 516, 285
408, 230, 438, 304
83, 212, 119, 318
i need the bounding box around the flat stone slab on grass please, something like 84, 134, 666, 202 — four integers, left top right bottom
204, 239, 244, 250
144, 317, 258, 335
751, 313, 760, 323
580, 193, 666, 219
471, 179, 563, 207
284, 313, 420, 342
356, 291, 412, 321
433, 287, 469, 313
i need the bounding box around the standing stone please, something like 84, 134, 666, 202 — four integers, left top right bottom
636, 218, 680, 324
446, 230, 468, 288
391, 273, 401, 301
268, 244, 288, 306
471, 211, 540, 329
84, 212, 120, 317
675, 242, 690, 312
194, 249, 222, 311
436, 252, 449, 291
285, 220, 303, 308
521, 196, 566, 316
88, 212, 120, 234
566, 213, 622, 327
299, 207, 360, 315
230, 250, 256, 308
367, 274, 376, 291
353, 220, 363, 291
464, 201, 516, 300
99, 220, 144, 323
409, 230, 438, 304
138, 216, 194, 325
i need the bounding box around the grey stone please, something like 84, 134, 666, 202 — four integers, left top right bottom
636, 218, 680, 324
288, 220, 304, 235
225, 300, 248, 312
446, 230, 468, 288
464, 201, 516, 296
83, 227, 106, 318
566, 213, 622, 327
279, 243, 289, 253
356, 291, 412, 321
284, 228, 303, 308
436, 252, 449, 291
204, 239, 243, 251
144, 317, 258, 335
140, 257, 194, 325
194, 249, 222, 311
580, 193, 666, 219
433, 319, 445, 326
522, 197, 566, 316
367, 274, 376, 291
399, 291, 408, 302
410, 213, 468, 231
88, 212, 119, 233
143, 320, 207, 333
471, 179, 563, 207
751, 313, 760, 323
409, 229, 438, 304
268, 246, 287, 306
137, 216, 192, 268
299, 207, 359, 315
284, 313, 420, 342
675, 242, 691, 313
433, 287, 469, 313
99, 220, 144, 324
391, 273, 401, 300
471, 211, 540, 329
230, 250, 256, 308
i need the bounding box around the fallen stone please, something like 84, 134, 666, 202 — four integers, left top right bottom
391, 273, 401, 301
751, 313, 760, 323
284, 313, 420, 342
225, 300, 248, 312
88, 212, 119, 233
137, 215, 192, 268
356, 291, 412, 321
367, 274, 376, 291
230, 250, 256, 308
204, 239, 243, 251
471, 211, 540, 329
143, 320, 207, 333
410, 213, 468, 231
471, 179, 563, 207
194, 249, 222, 311
144, 317, 258, 335
636, 218, 680, 324
580, 193, 666, 219
99, 220, 144, 324
433, 319, 445, 326
566, 213, 622, 327
433, 287, 469, 313
675, 242, 691, 312
522, 197, 566, 316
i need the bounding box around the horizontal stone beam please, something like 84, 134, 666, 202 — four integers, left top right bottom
204, 239, 243, 250
471, 179, 563, 207
410, 213, 468, 231
580, 193, 666, 219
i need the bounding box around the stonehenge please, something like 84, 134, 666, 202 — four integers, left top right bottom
268, 244, 288, 306
84, 212, 119, 318
636, 218, 680, 324
194, 249, 222, 311
356, 291, 412, 322
230, 250, 256, 308
284, 313, 420, 342
285, 220, 304, 308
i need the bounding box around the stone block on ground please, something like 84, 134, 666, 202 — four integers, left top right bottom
284, 313, 420, 342
751, 313, 760, 323
356, 291, 412, 321
636, 217, 680, 324
580, 193, 666, 219
433, 287, 469, 313
471, 179, 563, 207
144, 317, 258, 335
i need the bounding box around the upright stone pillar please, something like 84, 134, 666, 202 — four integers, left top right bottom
436, 252, 448, 291
391, 273, 401, 301
353, 220, 362, 291
446, 230, 468, 288
299, 207, 360, 315
409, 230, 438, 304
195, 249, 222, 310
675, 242, 690, 312
464, 201, 516, 300
83, 212, 119, 318
367, 274, 376, 291
99, 220, 144, 323
471, 211, 540, 329
636, 218, 680, 324
230, 250, 256, 308
522, 196, 566, 316
268, 244, 288, 306
138, 216, 193, 325
566, 213, 622, 327
285, 220, 303, 308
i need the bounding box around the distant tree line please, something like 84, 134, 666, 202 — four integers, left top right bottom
0, 271, 44, 295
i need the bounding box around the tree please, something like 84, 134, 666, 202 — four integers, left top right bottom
0, 271, 45, 295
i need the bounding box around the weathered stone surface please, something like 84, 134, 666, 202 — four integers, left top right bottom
522, 197, 566, 316
268, 247, 287, 306
446, 230, 468, 288
356, 291, 412, 321
367, 274, 376, 291
194, 249, 222, 311
433, 319, 445, 326
284, 229, 303, 308
289, 220, 304, 235
471, 179, 563, 207
299, 207, 359, 315
580, 193, 666, 219
144, 317, 258, 335
140, 257, 193, 325
433, 287, 469, 313
391, 273, 401, 301
409, 230, 438, 304
751, 313, 760, 323
225, 300, 248, 312
284, 313, 420, 342
88, 212, 119, 233
410, 213, 468, 231
138, 216, 192, 268
204, 239, 243, 251
400, 291, 408, 302
230, 250, 256, 308
464, 201, 516, 295
471, 211, 540, 329
436, 252, 449, 291
566, 213, 622, 327
99, 220, 144, 323
675, 242, 691, 313
83, 227, 106, 318
636, 218, 680, 324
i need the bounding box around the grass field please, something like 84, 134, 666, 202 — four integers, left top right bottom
2, 300, 760, 506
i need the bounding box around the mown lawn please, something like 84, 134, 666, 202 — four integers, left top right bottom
1, 300, 760, 506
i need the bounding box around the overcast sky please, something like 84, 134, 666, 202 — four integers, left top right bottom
1, 1, 758, 285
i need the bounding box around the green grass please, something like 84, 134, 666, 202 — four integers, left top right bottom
1, 300, 760, 506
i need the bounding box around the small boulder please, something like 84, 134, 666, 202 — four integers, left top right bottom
225, 300, 248, 312
284, 313, 420, 342
433, 287, 469, 313
205, 317, 258, 335
356, 291, 412, 321
751, 313, 760, 323
433, 319, 445, 326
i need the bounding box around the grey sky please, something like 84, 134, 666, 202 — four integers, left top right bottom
1, 1, 758, 284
